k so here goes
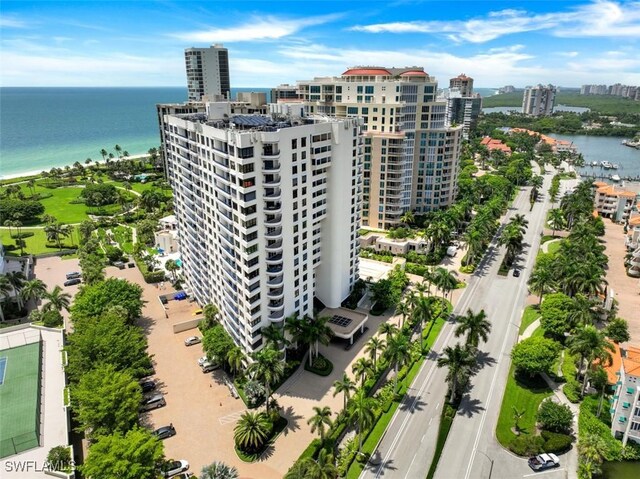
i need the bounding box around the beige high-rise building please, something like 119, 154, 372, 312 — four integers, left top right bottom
449, 73, 474, 97
297, 67, 462, 229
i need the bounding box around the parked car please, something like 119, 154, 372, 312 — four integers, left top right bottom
64, 278, 82, 286
201, 361, 220, 373
197, 355, 208, 366
152, 424, 176, 440
184, 336, 201, 346
513, 269, 521, 277
161, 460, 189, 477
139, 393, 166, 412
528, 453, 560, 471
65, 272, 81, 280
139, 379, 157, 393
171, 473, 193, 479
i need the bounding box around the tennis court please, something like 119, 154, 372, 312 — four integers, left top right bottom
0, 342, 42, 458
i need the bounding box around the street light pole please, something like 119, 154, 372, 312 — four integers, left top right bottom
476, 450, 494, 479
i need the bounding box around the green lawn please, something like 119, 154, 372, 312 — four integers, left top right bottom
0, 227, 79, 256
4, 180, 137, 225
519, 305, 540, 335
495, 364, 553, 447
546, 240, 562, 255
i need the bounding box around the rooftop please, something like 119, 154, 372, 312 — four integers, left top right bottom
596, 185, 637, 199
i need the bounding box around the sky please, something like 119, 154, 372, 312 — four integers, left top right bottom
1, 0, 639, 88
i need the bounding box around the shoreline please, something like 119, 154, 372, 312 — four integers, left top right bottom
0, 154, 151, 182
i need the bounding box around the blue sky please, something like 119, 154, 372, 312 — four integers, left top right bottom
1, 0, 639, 88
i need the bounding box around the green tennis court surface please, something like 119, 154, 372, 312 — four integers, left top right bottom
0, 342, 42, 458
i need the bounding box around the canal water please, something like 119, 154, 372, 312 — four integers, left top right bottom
601, 460, 640, 478
548, 134, 640, 181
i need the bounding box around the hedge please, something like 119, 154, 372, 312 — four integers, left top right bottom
304, 354, 334, 376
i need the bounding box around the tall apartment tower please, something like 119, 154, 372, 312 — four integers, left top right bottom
161, 105, 363, 353
522, 84, 556, 117
185, 44, 230, 101
297, 67, 462, 229
449, 73, 474, 97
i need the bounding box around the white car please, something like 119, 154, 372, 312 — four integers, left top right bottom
528, 453, 560, 471
197, 355, 208, 366
184, 336, 201, 346
161, 459, 189, 477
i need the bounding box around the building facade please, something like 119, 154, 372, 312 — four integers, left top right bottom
522, 84, 556, 117
297, 66, 462, 229
593, 182, 637, 223
185, 44, 230, 101
161, 106, 362, 353
449, 73, 474, 97
608, 343, 640, 445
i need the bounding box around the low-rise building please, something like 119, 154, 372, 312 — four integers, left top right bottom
358, 232, 428, 255
155, 215, 179, 254
593, 182, 637, 222
607, 342, 640, 445
625, 216, 640, 277
480, 136, 512, 155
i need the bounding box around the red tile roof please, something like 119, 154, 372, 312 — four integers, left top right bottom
342, 68, 391, 76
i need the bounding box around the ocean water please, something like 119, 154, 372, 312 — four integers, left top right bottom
0, 87, 271, 178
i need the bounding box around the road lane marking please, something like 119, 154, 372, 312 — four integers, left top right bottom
523, 468, 565, 477
462, 180, 552, 479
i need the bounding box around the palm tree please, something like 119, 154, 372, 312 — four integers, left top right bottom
304, 449, 338, 479
99, 148, 108, 162
528, 263, 555, 304
377, 322, 398, 338
26, 179, 36, 197
233, 411, 270, 453
248, 347, 284, 412
261, 324, 287, 352
164, 259, 179, 282
567, 294, 598, 328
365, 336, 386, 370
332, 373, 356, 410
548, 209, 565, 236
20, 278, 46, 308
568, 326, 615, 395
5, 272, 26, 309
395, 300, 411, 329
78, 220, 95, 243
44, 222, 71, 250
43, 286, 71, 313
384, 333, 411, 392
348, 390, 376, 451
307, 406, 333, 443
226, 347, 244, 377
512, 406, 525, 433
510, 213, 529, 230
400, 210, 414, 226
437, 344, 476, 403
432, 267, 458, 302
454, 308, 491, 348
0, 275, 14, 321
578, 433, 607, 478
307, 316, 333, 366
411, 295, 433, 347
114, 144, 122, 159
200, 461, 239, 479
352, 357, 373, 387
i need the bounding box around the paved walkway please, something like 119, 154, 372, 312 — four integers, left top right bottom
540, 238, 562, 254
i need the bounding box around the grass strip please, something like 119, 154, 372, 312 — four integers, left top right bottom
426, 401, 457, 479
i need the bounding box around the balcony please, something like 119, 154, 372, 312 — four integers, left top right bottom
265, 202, 282, 212
262, 145, 280, 158
264, 188, 281, 200
262, 160, 281, 171
269, 308, 285, 322
263, 175, 281, 186
265, 240, 283, 252
268, 288, 284, 300
268, 299, 284, 309
265, 227, 283, 240
267, 265, 283, 274
265, 253, 283, 264
265, 214, 282, 226
267, 274, 284, 287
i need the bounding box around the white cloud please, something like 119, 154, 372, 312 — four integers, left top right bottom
171, 14, 341, 43
0, 16, 28, 28
350, 1, 640, 43
556, 51, 579, 57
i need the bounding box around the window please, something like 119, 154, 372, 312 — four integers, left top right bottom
310, 85, 321, 93
365, 86, 374, 94
347, 107, 358, 115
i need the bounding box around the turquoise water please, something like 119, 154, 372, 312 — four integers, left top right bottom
0, 87, 271, 178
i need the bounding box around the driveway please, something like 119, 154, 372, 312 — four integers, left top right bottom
32, 256, 82, 323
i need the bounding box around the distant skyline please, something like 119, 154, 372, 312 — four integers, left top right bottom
1, 0, 639, 88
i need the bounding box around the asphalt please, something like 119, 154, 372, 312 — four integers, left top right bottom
361, 169, 566, 479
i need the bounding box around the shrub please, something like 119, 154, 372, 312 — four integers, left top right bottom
511, 336, 561, 378
47, 445, 72, 471
105, 245, 125, 263
244, 380, 266, 407
304, 354, 333, 376
42, 310, 64, 328
509, 435, 545, 456
540, 430, 573, 453
564, 381, 582, 403
537, 399, 574, 433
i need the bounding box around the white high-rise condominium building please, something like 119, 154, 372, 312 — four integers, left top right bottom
161, 104, 363, 353
185, 44, 231, 101
522, 84, 556, 117
297, 67, 462, 230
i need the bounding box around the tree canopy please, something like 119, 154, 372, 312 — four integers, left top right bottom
72, 278, 144, 324
540, 293, 574, 339
511, 336, 561, 377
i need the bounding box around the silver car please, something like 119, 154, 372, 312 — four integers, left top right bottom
139, 393, 166, 412
184, 336, 201, 346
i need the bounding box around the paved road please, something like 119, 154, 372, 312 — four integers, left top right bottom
361, 170, 559, 479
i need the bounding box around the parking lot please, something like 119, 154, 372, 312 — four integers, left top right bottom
33, 256, 82, 323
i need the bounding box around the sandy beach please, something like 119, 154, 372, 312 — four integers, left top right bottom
0, 153, 151, 181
